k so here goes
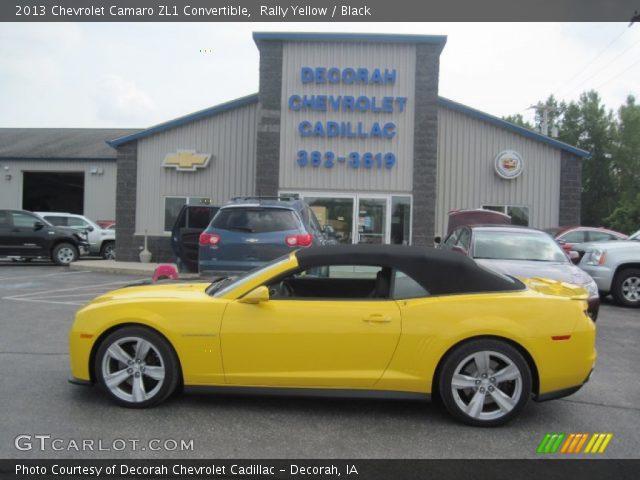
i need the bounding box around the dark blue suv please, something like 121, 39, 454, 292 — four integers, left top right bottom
198, 196, 327, 274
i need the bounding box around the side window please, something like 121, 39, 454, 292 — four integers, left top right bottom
560, 231, 586, 243
44, 216, 67, 227
0, 211, 10, 227
444, 229, 460, 247
457, 228, 471, 250
11, 213, 38, 228
392, 270, 429, 299
305, 207, 322, 234
588, 231, 618, 242
67, 217, 90, 228
270, 265, 390, 300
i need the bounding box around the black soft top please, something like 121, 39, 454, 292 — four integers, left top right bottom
295, 245, 524, 295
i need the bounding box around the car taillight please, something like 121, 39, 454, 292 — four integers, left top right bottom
285, 234, 313, 247
199, 232, 221, 246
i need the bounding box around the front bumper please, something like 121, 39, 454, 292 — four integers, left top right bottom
580, 265, 613, 294
68, 376, 92, 386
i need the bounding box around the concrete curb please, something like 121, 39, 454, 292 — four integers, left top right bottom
70, 260, 200, 279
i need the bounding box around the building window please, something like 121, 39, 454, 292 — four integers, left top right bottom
482, 205, 529, 226
164, 196, 211, 232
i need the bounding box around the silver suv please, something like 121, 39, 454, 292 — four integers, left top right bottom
579, 240, 640, 308
36, 212, 116, 259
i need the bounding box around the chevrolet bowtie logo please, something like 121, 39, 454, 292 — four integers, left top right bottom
163, 150, 211, 171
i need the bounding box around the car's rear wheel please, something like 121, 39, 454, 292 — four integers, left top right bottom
611, 268, 640, 307
100, 241, 115, 260
52, 243, 78, 266
95, 327, 179, 408
439, 339, 531, 427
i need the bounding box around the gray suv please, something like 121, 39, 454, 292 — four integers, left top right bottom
579, 240, 640, 308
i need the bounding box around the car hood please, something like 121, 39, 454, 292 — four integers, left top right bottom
475, 259, 593, 286
89, 282, 212, 304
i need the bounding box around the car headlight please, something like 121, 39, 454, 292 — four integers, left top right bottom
584, 249, 606, 266
584, 280, 599, 297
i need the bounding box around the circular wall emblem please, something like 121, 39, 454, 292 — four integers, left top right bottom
494, 150, 524, 179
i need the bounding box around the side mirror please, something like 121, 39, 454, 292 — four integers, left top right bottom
433, 236, 442, 245
34, 221, 44, 230
238, 286, 270, 304
86, 226, 95, 232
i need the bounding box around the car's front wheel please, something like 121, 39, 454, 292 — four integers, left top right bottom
52, 243, 78, 265
439, 339, 532, 427
95, 327, 180, 408
611, 268, 640, 307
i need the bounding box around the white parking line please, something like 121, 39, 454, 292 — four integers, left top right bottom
5, 297, 86, 306
0, 270, 92, 282
2, 280, 132, 299
28, 292, 111, 300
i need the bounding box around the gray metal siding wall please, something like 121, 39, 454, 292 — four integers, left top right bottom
135, 102, 258, 234
435, 106, 561, 236
279, 42, 416, 193
0, 159, 117, 220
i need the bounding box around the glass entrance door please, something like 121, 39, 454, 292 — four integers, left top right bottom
356, 198, 387, 244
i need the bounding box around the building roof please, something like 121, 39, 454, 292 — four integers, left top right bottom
107, 94, 259, 147
253, 32, 448, 46
0, 128, 140, 160
438, 97, 590, 158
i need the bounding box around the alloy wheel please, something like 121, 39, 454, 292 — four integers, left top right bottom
101, 336, 165, 403
450, 350, 523, 421
621, 276, 640, 302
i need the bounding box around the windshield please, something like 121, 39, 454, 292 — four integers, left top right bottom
211, 207, 300, 233
208, 256, 291, 297
630, 230, 639, 241
473, 230, 568, 263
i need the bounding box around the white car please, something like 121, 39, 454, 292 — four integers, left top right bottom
36, 212, 115, 259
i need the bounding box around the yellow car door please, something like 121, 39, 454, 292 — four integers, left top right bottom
220, 298, 401, 388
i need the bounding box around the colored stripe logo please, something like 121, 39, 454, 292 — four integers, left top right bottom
537, 433, 613, 454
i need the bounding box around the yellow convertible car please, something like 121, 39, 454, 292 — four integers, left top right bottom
69, 245, 596, 426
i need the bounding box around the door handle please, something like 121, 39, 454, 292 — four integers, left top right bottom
362, 314, 392, 324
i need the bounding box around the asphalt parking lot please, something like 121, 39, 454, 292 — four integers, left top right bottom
1, 262, 638, 459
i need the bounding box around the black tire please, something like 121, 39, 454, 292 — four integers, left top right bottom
95, 326, 180, 408
438, 339, 532, 427
51, 243, 78, 266
100, 241, 116, 260
611, 268, 640, 308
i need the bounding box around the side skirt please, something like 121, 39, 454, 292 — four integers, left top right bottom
183, 385, 431, 402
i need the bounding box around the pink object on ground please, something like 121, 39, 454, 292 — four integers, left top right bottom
152, 264, 179, 282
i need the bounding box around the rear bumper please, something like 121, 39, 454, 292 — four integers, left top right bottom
534, 369, 592, 402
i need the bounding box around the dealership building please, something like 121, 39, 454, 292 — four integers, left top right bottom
1, 32, 590, 262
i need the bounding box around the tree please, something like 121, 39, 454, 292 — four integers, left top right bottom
502, 114, 533, 129
606, 95, 640, 233
557, 91, 617, 226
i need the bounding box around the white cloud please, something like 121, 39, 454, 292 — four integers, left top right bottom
95, 74, 156, 124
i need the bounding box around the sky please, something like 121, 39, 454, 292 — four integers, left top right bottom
1, 22, 639, 129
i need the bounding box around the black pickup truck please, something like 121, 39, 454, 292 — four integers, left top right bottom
0, 209, 90, 265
